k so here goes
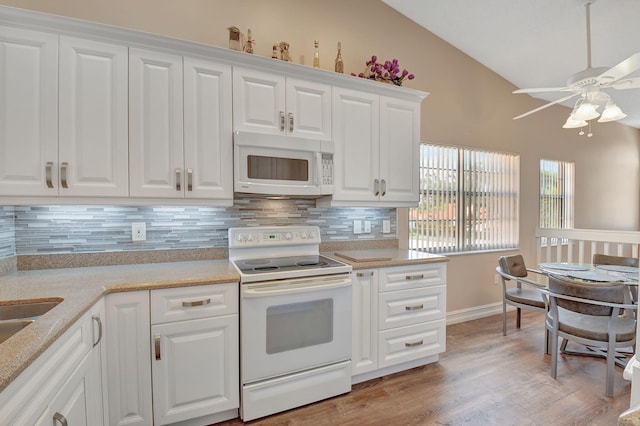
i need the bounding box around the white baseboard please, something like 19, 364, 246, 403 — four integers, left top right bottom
446, 302, 513, 325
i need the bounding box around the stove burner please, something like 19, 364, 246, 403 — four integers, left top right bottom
296, 260, 329, 267
253, 266, 280, 271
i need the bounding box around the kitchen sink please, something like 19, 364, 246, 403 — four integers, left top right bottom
0, 300, 61, 321
0, 320, 34, 344
0, 299, 62, 344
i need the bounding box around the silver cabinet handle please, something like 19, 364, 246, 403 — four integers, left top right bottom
381, 179, 387, 196
279, 111, 285, 131
374, 179, 380, 196
53, 412, 68, 426
45, 162, 54, 188
154, 334, 161, 360
60, 162, 68, 189
288, 112, 294, 132
187, 168, 193, 192
405, 340, 424, 348
406, 274, 424, 280
405, 304, 424, 311
356, 271, 374, 278
182, 298, 211, 307
175, 169, 181, 191
92, 315, 103, 348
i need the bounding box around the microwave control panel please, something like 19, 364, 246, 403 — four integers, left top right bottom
322, 153, 334, 185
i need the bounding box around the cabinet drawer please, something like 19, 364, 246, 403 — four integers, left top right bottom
378, 320, 446, 369
378, 285, 445, 331
379, 263, 446, 292
150, 282, 238, 324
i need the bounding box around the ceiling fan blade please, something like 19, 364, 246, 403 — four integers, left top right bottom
596, 52, 640, 84
512, 92, 580, 120
609, 77, 640, 90
513, 87, 575, 94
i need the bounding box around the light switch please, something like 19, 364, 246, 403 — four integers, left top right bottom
383, 220, 391, 233
364, 221, 372, 233
353, 220, 362, 234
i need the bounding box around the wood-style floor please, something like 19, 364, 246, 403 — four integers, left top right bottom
219, 311, 632, 425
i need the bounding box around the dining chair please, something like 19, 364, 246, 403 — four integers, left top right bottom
496, 254, 547, 336
593, 253, 640, 303
542, 274, 637, 397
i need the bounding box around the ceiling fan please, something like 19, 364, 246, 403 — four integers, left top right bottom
512, 0, 640, 127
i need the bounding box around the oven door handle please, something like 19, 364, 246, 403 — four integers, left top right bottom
243, 276, 351, 297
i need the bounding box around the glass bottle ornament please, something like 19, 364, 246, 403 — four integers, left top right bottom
335, 41, 344, 73
313, 40, 320, 68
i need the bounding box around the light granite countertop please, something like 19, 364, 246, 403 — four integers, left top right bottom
324, 248, 448, 269
0, 260, 239, 393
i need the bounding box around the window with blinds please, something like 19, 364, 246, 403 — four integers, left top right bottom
539, 159, 574, 229
409, 144, 519, 253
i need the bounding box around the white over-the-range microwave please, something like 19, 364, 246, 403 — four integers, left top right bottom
233, 131, 335, 197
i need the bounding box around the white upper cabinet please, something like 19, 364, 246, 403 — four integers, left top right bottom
233, 67, 331, 140
129, 48, 233, 203
129, 48, 184, 198
379, 96, 421, 204
59, 36, 129, 197
325, 87, 421, 207
183, 57, 233, 200
0, 26, 58, 196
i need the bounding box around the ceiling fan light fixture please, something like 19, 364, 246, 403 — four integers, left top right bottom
597, 102, 627, 122
563, 114, 588, 129
572, 101, 600, 121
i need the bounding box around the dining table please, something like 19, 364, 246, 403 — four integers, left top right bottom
538, 262, 639, 285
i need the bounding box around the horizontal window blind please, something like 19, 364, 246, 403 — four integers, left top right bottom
410, 144, 519, 253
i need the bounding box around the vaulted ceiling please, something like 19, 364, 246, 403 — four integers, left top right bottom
382, 0, 640, 129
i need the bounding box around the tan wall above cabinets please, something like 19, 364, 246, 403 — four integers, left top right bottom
0, 6, 426, 208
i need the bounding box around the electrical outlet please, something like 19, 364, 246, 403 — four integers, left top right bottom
132, 222, 146, 241
364, 221, 372, 233
383, 220, 391, 234
353, 220, 362, 234
494, 274, 501, 285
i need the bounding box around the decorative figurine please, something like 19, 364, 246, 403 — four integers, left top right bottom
279, 41, 291, 61
227, 26, 243, 51
313, 40, 320, 68
244, 28, 254, 54
335, 41, 344, 73
272, 44, 278, 59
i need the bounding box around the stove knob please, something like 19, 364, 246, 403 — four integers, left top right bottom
300, 232, 307, 239
308, 231, 316, 239
246, 234, 254, 242
284, 232, 293, 240
236, 234, 244, 242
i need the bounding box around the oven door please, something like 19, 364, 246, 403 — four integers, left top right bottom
241, 273, 352, 384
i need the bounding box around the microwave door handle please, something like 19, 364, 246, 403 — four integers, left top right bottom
243, 276, 352, 297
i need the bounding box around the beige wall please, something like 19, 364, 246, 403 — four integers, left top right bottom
3, 0, 639, 314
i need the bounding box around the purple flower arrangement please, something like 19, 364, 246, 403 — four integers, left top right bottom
352, 55, 415, 86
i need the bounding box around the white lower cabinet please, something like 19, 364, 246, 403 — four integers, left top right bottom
105, 283, 239, 426
150, 284, 239, 426
351, 263, 447, 383
0, 300, 105, 425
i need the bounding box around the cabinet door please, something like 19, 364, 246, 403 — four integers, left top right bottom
331, 88, 380, 203
183, 57, 233, 201
59, 36, 129, 197
286, 77, 331, 140
232, 66, 285, 135
151, 315, 239, 425
129, 48, 184, 198
105, 291, 152, 426
0, 26, 58, 196
379, 96, 420, 204
42, 346, 103, 426
351, 270, 378, 376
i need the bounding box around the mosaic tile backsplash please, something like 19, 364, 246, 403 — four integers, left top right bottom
2, 196, 396, 258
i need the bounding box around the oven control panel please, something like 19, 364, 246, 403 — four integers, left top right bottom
228, 226, 321, 248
